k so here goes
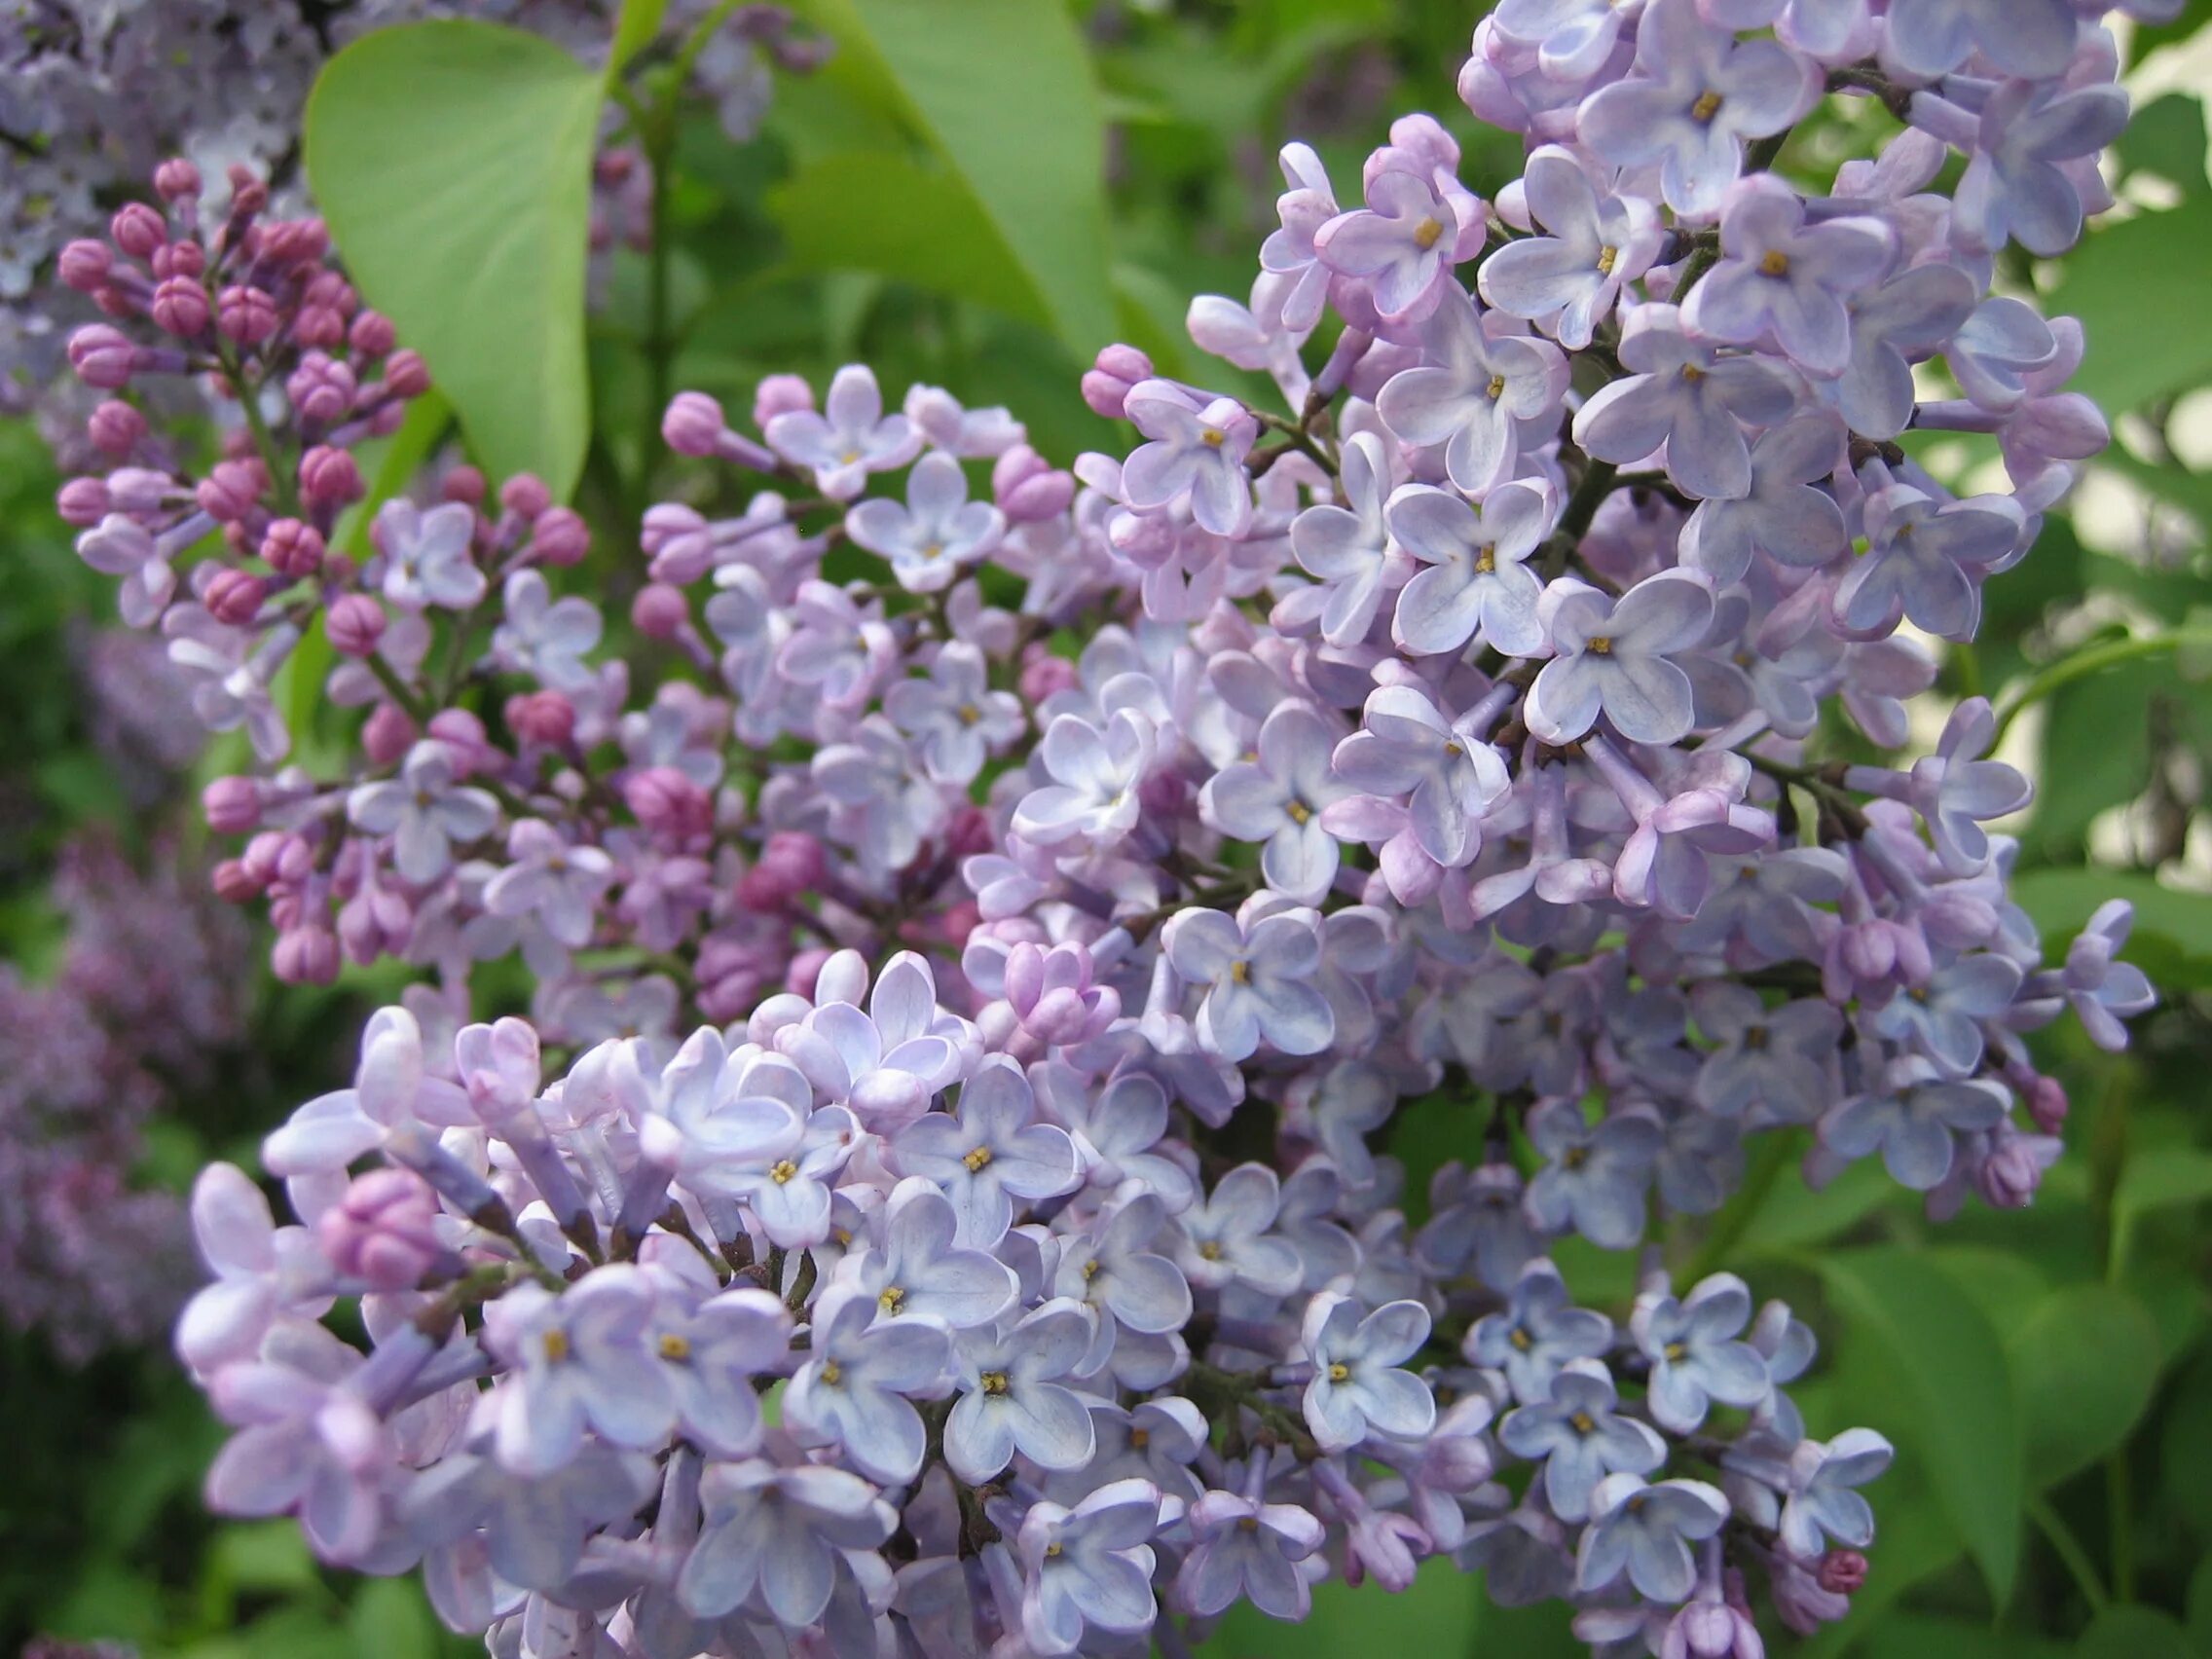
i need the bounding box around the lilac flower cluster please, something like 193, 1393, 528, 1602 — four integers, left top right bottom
56, 0, 2167, 1648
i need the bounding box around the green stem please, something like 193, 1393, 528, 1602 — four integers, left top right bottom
1684, 1130, 1795, 1283
2026, 1494, 2110, 1614
222, 346, 302, 518
1991, 631, 2212, 749
1540, 454, 1618, 580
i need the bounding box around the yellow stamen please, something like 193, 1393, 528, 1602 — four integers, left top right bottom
1759, 249, 1790, 277
541, 1329, 570, 1363
1200, 427, 1227, 448
1328, 1362, 1352, 1382
1569, 1410, 1597, 1434
658, 1333, 691, 1362
1413, 216, 1446, 251
1690, 91, 1723, 124
1230, 960, 1252, 984
878, 1285, 906, 1314
1487, 374, 1507, 401
963, 1145, 994, 1172
1198, 1239, 1224, 1262
1475, 544, 1496, 575
769, 1159, 799, 1185
981, 1370, 1011, 1395
1597, 245, 1620, 276
1286, 799, 1311, 825
1586, 636, 1613, 656
821, 1358, 843, 1385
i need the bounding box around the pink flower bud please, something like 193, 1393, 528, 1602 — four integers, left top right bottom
225, 166, 269, 218
273, 924, 340, 985
643, 502, 713, 583
154, 158, 203, 201
154, 239, 205, 280
350, 311, 397, 357
317, 1168, 444, 1291
943, 804, 996, 859
738, 830, 826, 907
625, 765, 712, 839
216, 284, 279, 346
56, 240, 112, 293
299, 445, 365, 509
427, 710, 494, 775
196, 460, 263, 524
2026, 1074, 2068, 1134
663, 391, 728, 457
150, 274, 211, 337
631, 582, 690, 640
106, 466, 171, 514
212, 859, 264, 903
786, 945, 834, 1000
68, 324, 137, 389
1081, 343, 1154, 419
362, 701, 417, 765
1018, 646, 1079, 705
529, 505, 588, 567
110, 202, 167, 258
506, 689, 575, 747
55, 477, 109, 527
753, 372, 814, 426
202, 775, 262, 834
286, 351, 356, 425
204, 569, 269, 626
498, 474, 553, 520
263, 217, 330, 266
88, 400, 146, 457
259, 517, 326, 579
327, 593, 387, 658
440, 465, 487, 505
1817, 1551, 1867, 1596
993, 443, 1075, 522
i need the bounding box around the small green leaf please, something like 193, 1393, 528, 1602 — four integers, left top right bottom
1815, 1248, 2024, 1604
2049, 193, 2212, 412
1862, 1613, 2071, 1659
2076, 1604, 2196, 1659
608, 0, 669, 75
2114, 1147, 2212, 1275
2007, 1284, 2162, 1487
1195, 1557, 1483, 1658
348, 1576, 439, 1659
2117, 92, 2210, 197
305, 22, 602, 497
801, 0, 1115, 358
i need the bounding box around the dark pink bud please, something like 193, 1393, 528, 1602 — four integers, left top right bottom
225, 166, 269, 217
500, 474, 553, 520
241, 830, 291, 884
299, 445, 365, 509
216, 284, 279, 346
440, 465, 487, 506
753, 372, 814, 426
529, 506, 588, 567
286, 350, 356, 425
1019, 647, 1078, 705
293, 305, 347, 350
786, 945, 833, 1000
625, 765, 712, 839
738, 830, 825, 907
943, 804, 996, 859
154, 240, 205, 280
642, 502, 713, 583
196, 460, 264, 524
2025, 1074, 2068, 1133
203, 775, 263, 834
55, 477, 109, 527
68, 324, 138, 389
381, 349, 430, 399
1818, 1551, 1867, 1596
362, 702, 417, 765
259, 517, 326, 579
212, 858, 264, 903
154, 158, 203, 202
349, 311, 397, 357
273, 925, 341, 986
994, 444, 1075, 522
1081, 343, 1154, 419
262, 217, 329, 265
327, 593, 387, 658
506, 688, 575, 748
303, 270, 352, 311
317, 1168, 444, 1291
88, 400, 147, 457
663, 390, 728, 458
426, 710, 493, 774
631, 582, 690, 640
56, 240, 112, 294
204, 569, 269, 626
110, 203, 167, 258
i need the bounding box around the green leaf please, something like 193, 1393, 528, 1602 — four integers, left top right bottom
305, 22, 602, 497
1815, 1247, 2024, 1604
2026, 658, 2163, 857
1195, 1557, 1482, 1658
2007, 1284, 2162, 1487
348, 1576, 440, 1659
2049, 194, 2212, 413
2113, 1147, 2212, 1275
1863, 1613, 2071, 1659
608, 0, 669, 75
800, 0, 1115, 358
2076, 1605, 2196, 1659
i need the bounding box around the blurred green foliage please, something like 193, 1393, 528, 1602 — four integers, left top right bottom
5, 2, 2212, 1656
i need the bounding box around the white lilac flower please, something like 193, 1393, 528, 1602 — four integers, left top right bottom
1376, 282, 1569, 495
782, 1287, 951, 1484
490, 568, 601, 689
944, 1299, 1099, 1483
481, 1266, 677, 1476
1386, 477, 1552, 659
844, 1177, 1018, 1328
348, 740, 502, 886
846, 450, 1007, 593
1012, 708, 1161, 852
1015, 1478, 1163, 1655
1119, 379, 1258, 537
762, 364, 923, 499
892, 1057, 1078, 1246
375, 498, 485, 610
883, 641, 1024, 784
1526, 571, 1715, 748
1500, 1359, 1668, 1521
675, 1457, 897, 1624
1300, 1292, 1436, 1451
1161, 906, 1336, 1063
482, 819, 614, 949
1199, 701, 1349, 903
1333, 682, 1512, 867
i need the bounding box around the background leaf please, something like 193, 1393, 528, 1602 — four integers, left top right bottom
2007, 1284, 2162, 1487
305, 21, 602, 497
2048, 194, 2212, 413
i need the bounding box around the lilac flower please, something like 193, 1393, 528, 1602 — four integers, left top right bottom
1526, 572, 1715, 747
1333, 682, 1510, 866
1886, 0, 2079, 81
1468, 1258, 1614, 1405
1678, 413, 1848, 582
1832, 482, 2023, 642
1260, 142, 1342, 334
482, 820, 613, 948
651, 1286, 790, 1458
1301, 1293, 1436, 1451
1119, 380, 1258, 537
893, 1058, 1078, 1245
884, 642, 1024, 784
163, 607, 297, 763
1575, 1475, 1730, 1603
77, 513, 178, 627
1633, 1272, 1771, 1432
784, 1287, 951, 1484
1578, 0, 1816, 218
1955, 79, 2131, 257
1691, 983, 1842, 1122
1046, 1068, 1199, 1212
2062, 901, 2157, 1051
1055, 1193, 1195, 1337
1161, 906, 1336, 1062
1288, 430, 1399, 647
348, 741, 502, 886
482, 1267, 677, 1475
1315, 167, 1467, 321
1178, 1486, 1327, 1620
404, 1441, 657, 1597
1524, 1100, 1664, 1248
1012, 709, 1161, 852
1388, 478, 1553, 658
810, 715, 945, 874
376, 499, 485, 610
763, 364, 923, 499
1837, 264, 1979, 441
1174, 1163, 1306, 1298
1819, 1063, 2011, 1190
846, 451, 1007, 592
1778, 1429, 1892, 1557
945, 1299, 1099, 1482
845, 1178, 1018, 1328
1682, 175, 1895, 377
1572, 306, 1799, 500
676, 1457, 897, 1624
1499, 1360, 1668, 1521
1016, 1478, 1162, 1654
1376, 283, 1568, 495
1200, 702, 1349, 903
1899, 697, 2035, 875
1419, 1161, 1541, 1290
490, 569, 601, 690
175, 1161, 333, 1374
203, 1326, 388, 1564
1867, 951, 2022, 1077
1479, 146, 1664, 350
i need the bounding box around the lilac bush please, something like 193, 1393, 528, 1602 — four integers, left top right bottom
51, 0, 2178, 1650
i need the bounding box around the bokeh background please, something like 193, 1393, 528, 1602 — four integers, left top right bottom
3, 2, 2211, 1656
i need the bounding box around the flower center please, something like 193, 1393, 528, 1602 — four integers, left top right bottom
1129, 1427, 1150, 1449
1691, 90, 1723, 124
1239, 1515, 1261, 1532
1487, 373, 1507, 401
920, 540, 944, 560
1045, 1541, 1063, 1557
1665, 1341, 1689, 1363
1200, 427, 1227, 448
1745, 1026, 1769, 1051
1510, 1326, 1533, 1351
1759, 248, 1790, 277
1586, 636, 1613, 656
1569, 1410, 1597, 1434
963, 1145, 994, 1172
540, 1329, 570, 1363
1680, 363, 1707, 384
1285, 798, 1311, 825
1198, 1239, 1225, 1262
1597, 244, 1620, 276
1563, 1144, 1592, 1169
821, 1357, 843, 1386
1328, 1362, 1352, 1382
958, 702, 982, 725
769, 1159, 799, 1184
980, 1369, 1011, 1395
1230, 960, 1252, 985
1413, 216, 1445, 251
878, 1285, 906, 1314
1475, 544, 1496, 575
658, 1332, 691, 1361
1082, 1257, 1103, 1279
